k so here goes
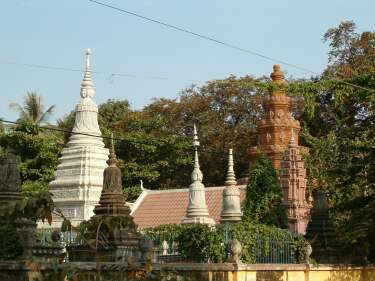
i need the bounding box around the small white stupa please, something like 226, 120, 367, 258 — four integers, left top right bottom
220, 149, 242, 223
181, 124, 215, 225
46, 49, 109, 228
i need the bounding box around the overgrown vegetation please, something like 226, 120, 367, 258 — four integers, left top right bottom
243, 154, 288, 228
145, 222, 308, 263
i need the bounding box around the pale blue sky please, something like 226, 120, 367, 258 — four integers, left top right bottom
1, 0, 374, 122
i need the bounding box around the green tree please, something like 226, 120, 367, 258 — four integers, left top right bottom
0, 129, 63, 198
9, 92, 55, 126
143, 76, 272, 186
243, 154, 288, 228
296, 21, 375, 262
115, 113, 192, 190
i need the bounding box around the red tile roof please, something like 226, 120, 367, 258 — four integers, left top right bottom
131, 186, 246, 229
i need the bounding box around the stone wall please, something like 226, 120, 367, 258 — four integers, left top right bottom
0, 261, 374, 281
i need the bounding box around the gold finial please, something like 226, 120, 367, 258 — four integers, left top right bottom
270, 64, 286, 85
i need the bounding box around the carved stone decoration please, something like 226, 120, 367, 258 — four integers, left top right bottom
220, 149, 242, 223
228, 239, 242, 264
280, 131, 311, 235
266, 133, 271, 143
305, 243, 312, 264
0, 149, 23, 212
67, 139, 142, 262
0, 150, 43, 259
280, 129, 285, 142
249, 65, 301, 170
42, 49, 109, 228
93, 135, 131, 216
182, 124, 215, 225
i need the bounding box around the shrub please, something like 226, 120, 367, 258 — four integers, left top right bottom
144, 221, 308, 263
243, 154, 288, 228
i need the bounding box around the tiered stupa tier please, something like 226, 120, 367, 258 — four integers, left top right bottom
47, 49, 109, 228
280, 130, 311, 234
249, 64, 300, 170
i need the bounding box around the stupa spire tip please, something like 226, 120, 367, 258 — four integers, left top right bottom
80, 48, 95, 98
193, 123, 200, 147
225, 148, 237, 186
271, 64, 285, 84
191, 123, 203, 182
85, 48, 91, 69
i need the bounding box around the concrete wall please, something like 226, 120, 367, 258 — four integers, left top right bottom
158, 264, 375, 281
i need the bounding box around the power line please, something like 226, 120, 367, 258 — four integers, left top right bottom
88, 0, 375, 94
1, 119, 374, 168
0, 60, 200, 83
88, 0, 312, 73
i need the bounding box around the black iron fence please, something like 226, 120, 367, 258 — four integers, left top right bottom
253, 239, 295, 264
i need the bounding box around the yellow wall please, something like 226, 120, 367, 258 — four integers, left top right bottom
232, 267, 375, 281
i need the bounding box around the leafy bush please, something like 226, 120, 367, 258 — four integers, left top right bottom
243, 154, 288, 228
123, 185, 142, 202
229, 220, 307, 263
145, 221, 308, 263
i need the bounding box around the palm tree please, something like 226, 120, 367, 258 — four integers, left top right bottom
10, 92, 55, 126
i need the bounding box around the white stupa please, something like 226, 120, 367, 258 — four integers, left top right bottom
45, 49, 109, 228
181, 124, 215, 225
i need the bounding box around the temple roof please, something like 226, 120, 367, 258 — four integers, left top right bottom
130, 185, 246, 229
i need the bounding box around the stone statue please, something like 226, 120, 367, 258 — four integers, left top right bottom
162, 240, 169, 255
0, 149, 22, 193
228, 239, 242, 264
102, 147, 122, 193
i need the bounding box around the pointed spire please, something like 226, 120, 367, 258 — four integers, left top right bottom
182, 123, 215, 225
225, 149, 237, 187
80, 48, 95, 99
193, 123, 200, 147
107, 133, 118, 166
191, 123, 203, 182
110, 132, 115, 151
220, 148, 242, 223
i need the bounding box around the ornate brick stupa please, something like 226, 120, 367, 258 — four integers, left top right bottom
46, 49, 109, 228
280, 130, 311, 234
249, 64, 301, 170
249, 65, 310, 234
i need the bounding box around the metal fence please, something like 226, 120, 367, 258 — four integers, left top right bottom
253, 239, 295, 264
149, 235, 297, 264
37, 229, 298, 264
